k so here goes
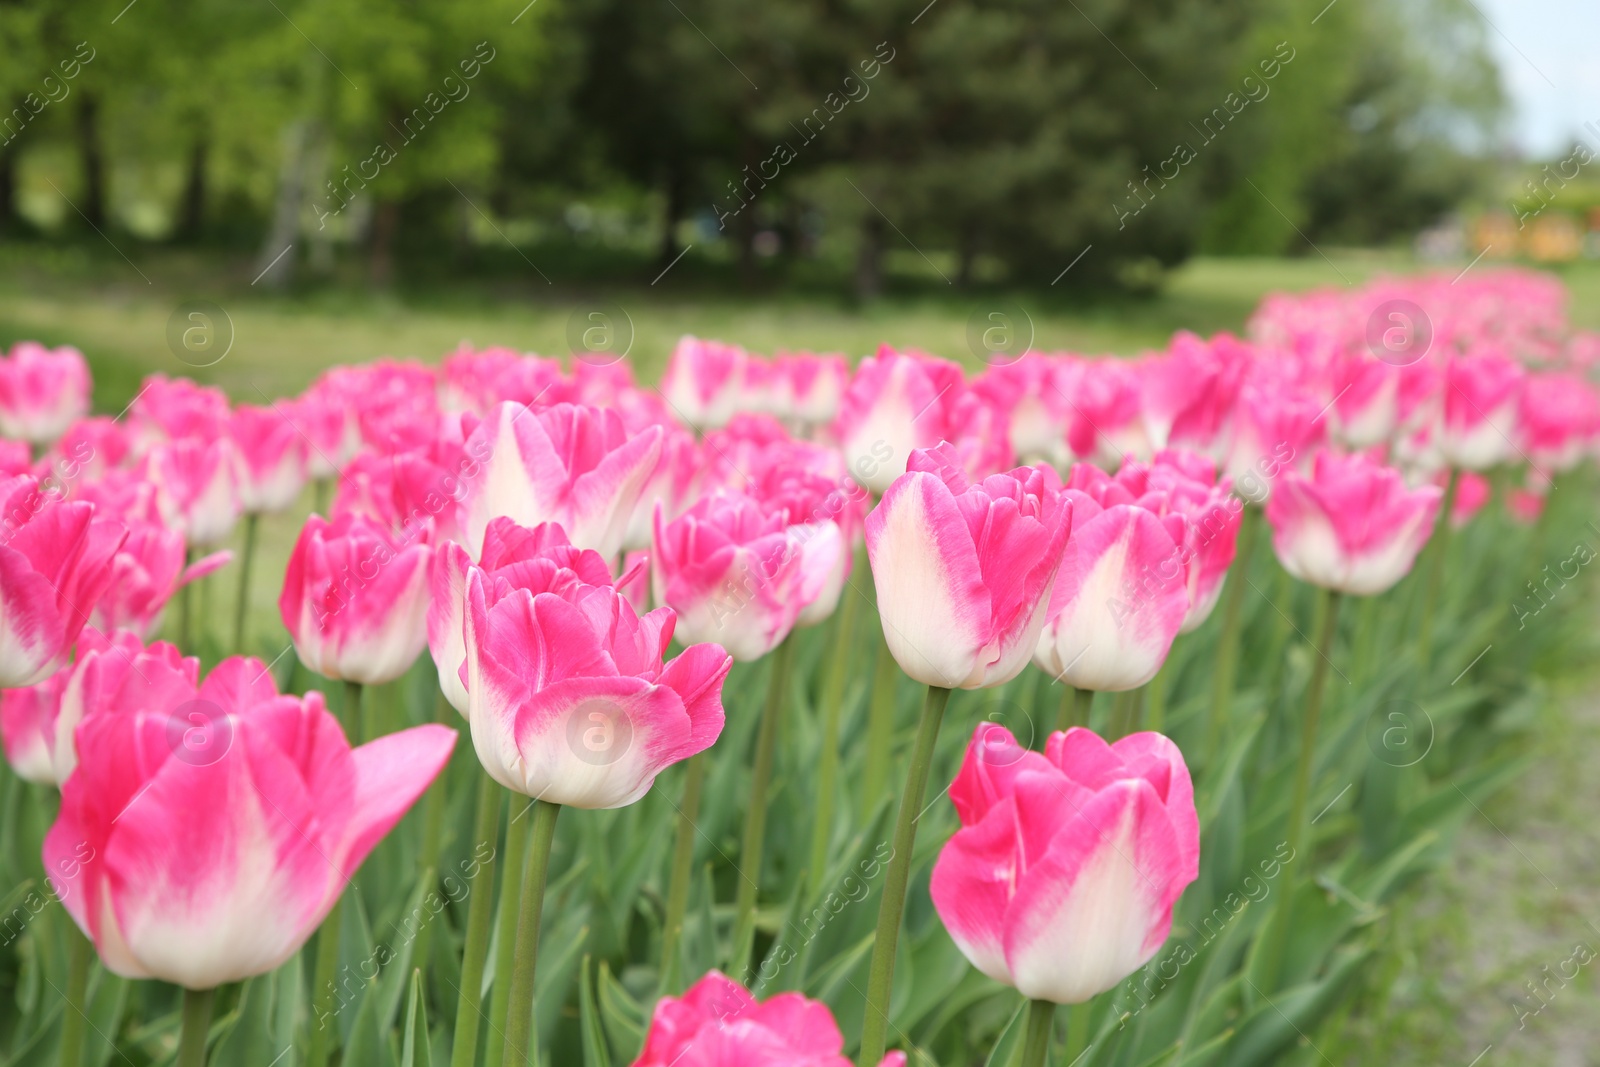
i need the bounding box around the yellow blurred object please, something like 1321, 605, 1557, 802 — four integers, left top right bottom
1528, 214, 1581, 262
1471, 212, 1519, 257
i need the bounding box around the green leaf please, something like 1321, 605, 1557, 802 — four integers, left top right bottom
579, 955, 612, 1067
401, 969, 433, 1067
981, 995, 1028, 1067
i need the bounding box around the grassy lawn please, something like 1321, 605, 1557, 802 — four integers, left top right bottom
10, 242, 1598, 412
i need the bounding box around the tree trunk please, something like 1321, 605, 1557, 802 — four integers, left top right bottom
76, 95, 108, 230
956, 221, 979, 289
656, 164, 685, 271
175, 135, 208, 242
854, 213, 884, 301
369, 198, 400, 288
0, 144, 20, 237
253, 120, 311, 289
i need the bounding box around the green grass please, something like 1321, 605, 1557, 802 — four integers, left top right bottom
15, 242, 1600, 411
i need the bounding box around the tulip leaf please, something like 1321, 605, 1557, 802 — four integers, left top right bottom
400, 968, 432, 1067
579, 954, 612, 1067
595, 958, 646, 1057
372, 865, 435, 1037
981, 995, 1028, 1067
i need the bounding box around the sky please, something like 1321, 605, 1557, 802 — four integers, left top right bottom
1476, 0, 1600, 156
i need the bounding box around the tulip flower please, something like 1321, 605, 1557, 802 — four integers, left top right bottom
1519, 371, 1600, 474
1032, 464, 1188, 693
0, 475, 125, 687
1264, 451, 1442, 597
460, 401, 663, 561
1329, 353, 1400, 448
1223, 375, 1326, 498
1440, 351, 1524, 470
44, 656, 455, 990
428, 518, 626, 716
1, 670, 67, 783
633, 971, 907, 1067
1448, 470, 1490, 529
930, 723, 1199, 1004
835, 347, 971, 493
622, 426, 700, 553
296, 375, 364, 481
0, 341, 91, 444
866, 443, 1072, 690
140, 438, 242, 547
52, 630, 199, 784
461, 527, 730, 808
660, 335, 749, 429
438, 345, 565, 415
229, 403, 309, 513
129, 374, 232, 447
651, 490, 822, 662
773, 350, 849, 426
1141, 332, 1249, 455
279, 512, 432, 685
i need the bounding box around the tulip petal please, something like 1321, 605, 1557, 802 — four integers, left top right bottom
929, 794, 1023, 985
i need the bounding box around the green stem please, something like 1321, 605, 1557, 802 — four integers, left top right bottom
1415, 469, 1458, 670
1265, 587, 1341, 988
660, 754, 707, 995
1057, 686, 1094, 733
449, 773, 505, 1067
306, 897, 344, 1067
484, 798, 533, 1067
408, 695, 452, 988
1206, 505, 1257, 761
500, 801, 560, 1067
313, 476, 330, 517
58, 922, 92, 1067
232, 512, 259, 652
179, 545, 196, 651
856, 684, 952, 1067
1145, 657, 1170, 734
809, 593, 860, 897
730, 637, 797, 976
343, 680, 363, 744
860, 633, 899, 813
1019, 999, 1056, 1067
175, 986, 215, 1067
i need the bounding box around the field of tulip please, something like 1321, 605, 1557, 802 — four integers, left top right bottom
0, 265, 1595, 1067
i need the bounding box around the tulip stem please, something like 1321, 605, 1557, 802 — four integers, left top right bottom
408, 694, 453, 993
501, 800, 561, 1067
306, 897, 343, 1067
232, 512, 259, 652
809, 592, 860, 898
1063, 1000, 1093, 1064
861, 634, 899, 814
484, 796, 533, 1067
175, 986, 214, 1067
1265, 587, 1341, 988
1020, 999, 1055, 1067
343, 680, 362, 743
1057, 686, 1093, 733
731, 636, 797, 977
1415, 469, 1458, 671
179, 545, 196, 651
660, 753, 707, 995
856, 683, 951, 1067
1145, 659, 1170, 734
59, 921, 92, 1067
1205, 504, 1257, 762
449, 772, 504, 1067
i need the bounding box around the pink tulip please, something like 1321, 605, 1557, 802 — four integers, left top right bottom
48, 417, 131, 482
660, 336, 749, 429
1141, 332, 1249, 455
1448, 471, 1490, 529
428, 519, 625, 716
438, 345, 565, 415
633, 971, 907, 1067
140, 438, 242, 547
44, 656, 455, 988
1033, 465, 1188, 691
1329, 353, 1399, 448
0, 475, 125, 687
1133, 454, 1242, 633
1440, 351, 1524, 470
1507, 486, 1546, 525
462, 531, 731, 808
332, 439, 474, 548
622, 426, 701, 553
835, 347, 970, 493
460, 401, 663, 561
296, 374, 364, 479
53, 630, 199, 784
651, 491, 821, 661
0, 342, 91, 444
773, 351, 849, 426
1264, 451, 1442, 595
129, 374, 231, 447
930, 724, 1199, 1005
91, 519, 230, 639
1, 671, 68, 783
1223, 375, 1326, 498
866, 444, 1071, 689
229, 403, 309, 513
753, 460, 865, 627
279, 513, 432, 685
1519, 372, 1600, 474
1065, 357, 1147, 464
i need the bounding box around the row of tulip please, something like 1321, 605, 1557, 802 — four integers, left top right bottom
0, 265, 1590, 1066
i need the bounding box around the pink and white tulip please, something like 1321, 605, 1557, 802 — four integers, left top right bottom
229, 403, 309, 513
835, 348, 970, 494
44, 656, 454, 989
866, 444, 1071, 689
930, 724, 1200, 1005
632, 970, 906, 1067
460, 401, 663, 561
279, 513, 432, 685
0, 476, 124, 687
52, 630, 199, 785
140, 438, 242, 547
0, 342, 91, 444
1440, 351, 1524, 470
1264, 451, 1442, 596
462, 535, 731, 807
1, 671, 68, 783
660, 336, 749, 430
